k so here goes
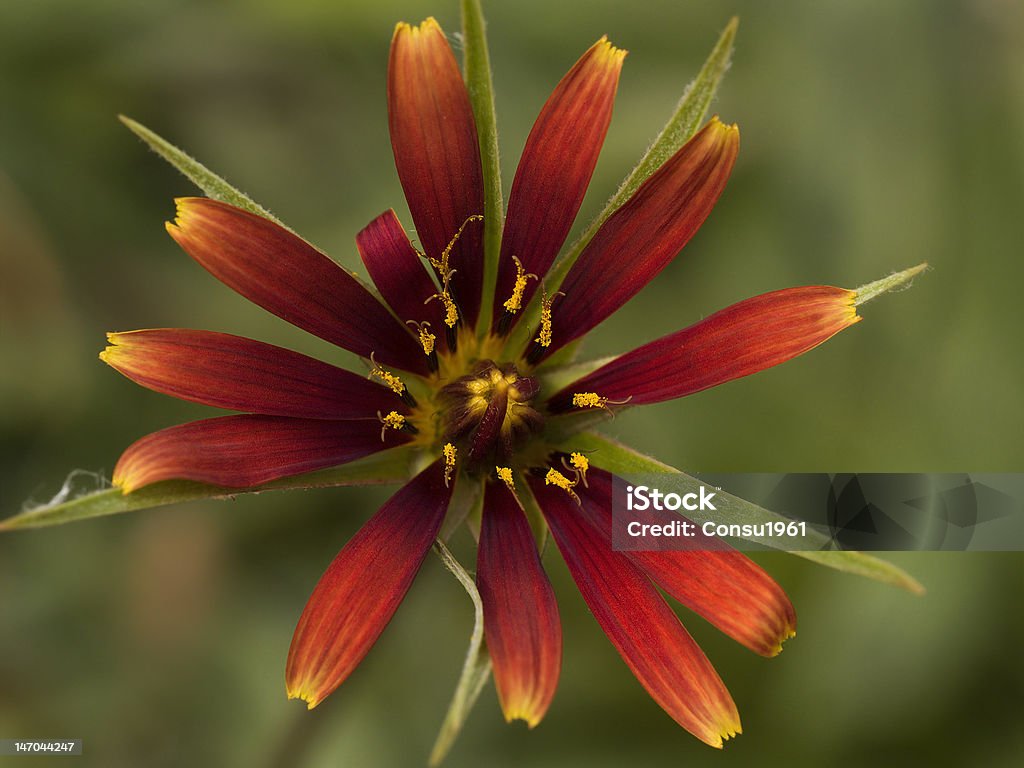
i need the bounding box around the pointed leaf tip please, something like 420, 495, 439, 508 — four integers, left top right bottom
854, 263, 929, 306
119, 117, 284, 227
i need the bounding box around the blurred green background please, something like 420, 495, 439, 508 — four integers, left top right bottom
2, 0, 1022, 766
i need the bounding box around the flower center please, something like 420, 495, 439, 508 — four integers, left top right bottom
439, 360, 544, 469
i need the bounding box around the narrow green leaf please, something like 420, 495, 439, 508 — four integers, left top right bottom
1, 446, 419, 532
596, 17, 739, 228
118, 115, 286, 229
854, 262, 929, 306
120, 115, 396, 306
565, 431, 924, 594
429, 540, 492, 767
505, 18, 738, 354
461, 0, 504, 336
794, 550, 925, 595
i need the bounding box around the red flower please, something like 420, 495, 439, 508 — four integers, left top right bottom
103, 16, 869, 749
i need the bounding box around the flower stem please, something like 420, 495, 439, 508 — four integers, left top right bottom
854, 262, 929, 306
461, 0, 504, 338
429, 539, 492, 766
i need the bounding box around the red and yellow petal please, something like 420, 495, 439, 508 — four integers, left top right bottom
494, 38, 626, 328
548, 285, 859, 411
477, 481, 562, 727
101, 329, 404, 419
533, 118, 739, 362
166, 198, 427, 375
529, 476, 741, 747
579, 469, 796, 658
113, 415, 404, 492
388, 18, 485, 325
286, 460, 452, 709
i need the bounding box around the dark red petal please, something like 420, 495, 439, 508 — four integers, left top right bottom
165, 198, 427, 375
579, 469, 796, 658
286, 460, 452, 708
356, 209, 449, 350
113, 416, 403, 492
532, 118, 739, 362
388, 18, 485, 325
528, 476, 741, 747
477, 482, 562, 726
356, 209, 442, 324
548, 285, 860, 411
494, 38, 626, 327
101, 329, 404, 419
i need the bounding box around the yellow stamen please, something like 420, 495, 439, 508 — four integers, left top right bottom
569, 452, 590, 481
571, 392, 632, 415
439, 292, 459, 327
443, 443, 457, 487
407, 320, 436, 356
378, 410, 406, 441
425, 271, 460, 328
544, 468, 580, 505
534, 289, 563, 348
369, 353, 406, 395
559, 452, 591, 488
502, 256, 536, 314
496, 466, 525, 510
424, 214, 483, 274
381, 411, 406, 429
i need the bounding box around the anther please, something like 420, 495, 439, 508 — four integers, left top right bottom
503, 256, 537, 315
562, 452, 590, 488
440, 214, 483, 266
571, 392, 632, 416
534, 288, 563, 349
425, 269, 460, 329
407, 320, 436, 356
496, 256, 538, 337
407, 320, 439, 372
377, 410, 416, 441
423, 214, 484, 275
495, 466, 525, 510
545, 467, 580, 505
443, 443, 458, 487
369, 352, 417, 407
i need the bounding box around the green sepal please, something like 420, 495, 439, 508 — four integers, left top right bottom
561, 431, 925, 595
2, 445, 420, 531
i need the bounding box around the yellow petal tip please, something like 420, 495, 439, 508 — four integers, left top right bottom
502, 706, 544, 730
593, 36, 628, 64
287, 686, 322, 710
